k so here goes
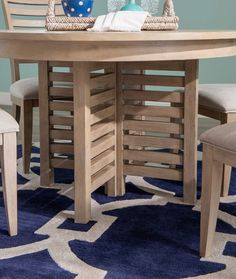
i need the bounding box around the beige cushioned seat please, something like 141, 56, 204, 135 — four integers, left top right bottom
199, 84, 236, 113
10, 77, 38, 100
0, 109, 19, 133
200, 121, 236, 153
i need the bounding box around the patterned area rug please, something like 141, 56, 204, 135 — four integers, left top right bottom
0, 145, 236, 278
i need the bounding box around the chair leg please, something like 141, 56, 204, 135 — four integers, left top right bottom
0, 133, 18, 236
220, 113, 236, 197
12, 104, 21, 124
21, 100, 33, 174
221, 165, 232, 197
200, 144, 223, 257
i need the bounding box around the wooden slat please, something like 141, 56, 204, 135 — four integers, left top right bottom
10, 7, 46, 16
123, 90, 184, 103
91, 121, 115, 141
49, 61, 73, 67
90, 89, 115, 107
90, 73, 116, 90
123, 120, 184, 134
50, 137, 115, 159
91, 164, 115, 192
9, 5, 63, 16
53, 81, 73, 88
50, 143, 74, 154
123, 105, 184, 118
50, 158, 74, 169
50, 101, 73, 112
123, 150, 183, 165
50, 115, 73, 126
91, 149, 115, 175
8, 0, 53, 4
123, 74, 185, 87
123, 135, 183, 149
49, 72, 73, 82
91, 62, 116, 72
12, 19, 45, 27
91, 105, 115, 125
124, 164, 183, 181
120, 61, 185, 71
49, 87, 73, 97
91, 133, 115, 158
50, 129, 73, 140
13, 59, 38, 64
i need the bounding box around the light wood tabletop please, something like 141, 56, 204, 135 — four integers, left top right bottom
0, 30, 236, 61
1, 30, 236, 223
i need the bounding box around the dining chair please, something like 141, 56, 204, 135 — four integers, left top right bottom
199, 84, 236, 197
0, 108, 19, 236
2, 0, 64, 173
200, 121, 236, 257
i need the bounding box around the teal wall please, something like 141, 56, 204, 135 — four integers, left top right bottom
0, 0, 236, 92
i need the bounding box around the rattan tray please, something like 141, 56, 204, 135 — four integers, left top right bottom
46, 0, 179, 31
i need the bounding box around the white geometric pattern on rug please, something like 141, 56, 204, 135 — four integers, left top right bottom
0, 145, 235, 278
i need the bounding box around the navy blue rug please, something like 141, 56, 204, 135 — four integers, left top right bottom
0, 145, 235, 278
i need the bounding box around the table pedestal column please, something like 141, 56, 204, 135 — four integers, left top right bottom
39, 61, 54, 186
73, 62, 117, 223
184, 60, 199, 204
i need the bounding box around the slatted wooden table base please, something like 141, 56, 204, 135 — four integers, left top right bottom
116, 61, 198, 203
39, 61, 117, 223
39, 59, 198, 222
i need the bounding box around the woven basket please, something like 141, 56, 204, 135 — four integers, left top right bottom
46, 0, 179, 31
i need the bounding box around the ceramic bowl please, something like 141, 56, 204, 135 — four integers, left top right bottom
61, 0, 94, 17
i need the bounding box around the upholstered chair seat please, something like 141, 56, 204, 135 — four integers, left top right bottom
10, 77, 38, 100
200, 121, 236, 153
0, 108, 19, 133
199, 84, 236, 113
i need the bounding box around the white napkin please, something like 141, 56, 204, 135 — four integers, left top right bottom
89, 11, 149, 32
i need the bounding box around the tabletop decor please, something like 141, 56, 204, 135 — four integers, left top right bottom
120, 0, 143, 11
61, 0, 94, 17
46, 0, 179, 31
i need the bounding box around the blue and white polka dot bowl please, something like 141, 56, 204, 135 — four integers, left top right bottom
61, 0, 94, 17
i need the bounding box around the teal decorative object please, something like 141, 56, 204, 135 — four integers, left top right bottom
120, 0, 144, 11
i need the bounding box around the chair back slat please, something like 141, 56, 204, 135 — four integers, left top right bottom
2, 0, 64, 82
12, 19, 46, 28
9, 4, 63, 17
7, 0, 49, 4
2, 0, 63, 29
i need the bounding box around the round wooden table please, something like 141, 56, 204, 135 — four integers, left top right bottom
1, 30, 236, 223
0, 30, 236, 61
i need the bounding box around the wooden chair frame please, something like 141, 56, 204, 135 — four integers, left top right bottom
199, 104, 236, 197
200, 142, 236, 257
0, 131, 17, 236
